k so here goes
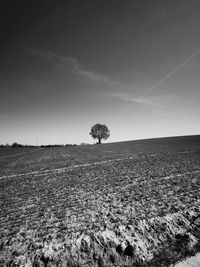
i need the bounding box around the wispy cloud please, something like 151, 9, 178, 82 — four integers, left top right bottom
145, 48, 200, 96
110, 92, 163, 107
28, 49, 118, 85
0, 114, 24, 123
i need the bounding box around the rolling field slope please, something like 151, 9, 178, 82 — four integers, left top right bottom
1, 135, 200, 266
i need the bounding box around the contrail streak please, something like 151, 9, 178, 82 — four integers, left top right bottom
145, 48, 200, 96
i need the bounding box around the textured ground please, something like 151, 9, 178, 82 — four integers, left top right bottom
0, 135, 200, 266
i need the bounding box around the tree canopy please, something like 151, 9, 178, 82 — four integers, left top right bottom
90, 123, 110, 144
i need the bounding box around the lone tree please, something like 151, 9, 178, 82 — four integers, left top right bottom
90, 123, 110, 144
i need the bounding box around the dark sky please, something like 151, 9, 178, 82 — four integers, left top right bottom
1, 0, 200, 145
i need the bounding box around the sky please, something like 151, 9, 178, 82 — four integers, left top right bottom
1, 0, 200, 145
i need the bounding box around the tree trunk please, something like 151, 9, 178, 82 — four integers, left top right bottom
98, 139, 101, 144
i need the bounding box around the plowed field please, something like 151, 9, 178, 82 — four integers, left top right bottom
1, 135, 200, 266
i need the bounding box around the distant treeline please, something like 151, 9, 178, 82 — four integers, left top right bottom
0, 143, 36, 148
0, 142, 77, 148
40, 144, 77, 147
